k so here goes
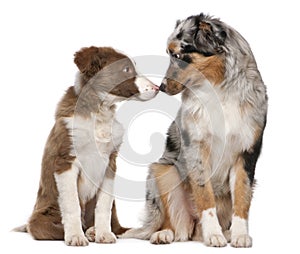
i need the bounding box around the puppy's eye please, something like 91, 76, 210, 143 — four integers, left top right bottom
123, 66, 130, 73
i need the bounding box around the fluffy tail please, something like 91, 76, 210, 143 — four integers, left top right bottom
118, 220, 161, 240
12, 224, 28, 233
118, 203, 163, 240
119, 164, 164, 239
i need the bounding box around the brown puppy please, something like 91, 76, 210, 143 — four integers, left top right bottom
15, 46, 159, 246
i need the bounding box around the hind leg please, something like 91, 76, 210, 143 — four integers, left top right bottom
27, 207, 64, 240
150, 163, 193, 244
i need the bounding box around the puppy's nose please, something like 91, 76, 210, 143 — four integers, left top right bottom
145, 83, 159, 91
152, 84, 159, 91
159, 83, 166, 92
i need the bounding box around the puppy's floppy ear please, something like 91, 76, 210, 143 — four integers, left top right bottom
195, 18, 227, 55
74, 46, 104, 78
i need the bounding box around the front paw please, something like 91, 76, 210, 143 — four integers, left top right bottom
65, 233, 89, 246
96, 231, 117, 244
231, 234, 252, 248
204, 234, 227, 247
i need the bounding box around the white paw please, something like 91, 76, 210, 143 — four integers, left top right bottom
85, 226, 95, 242
204, 234, 227, 247
231, 234, 252, 248
65, 234, 89, 246
150, 229, 174, 244
95, 231, 117, 244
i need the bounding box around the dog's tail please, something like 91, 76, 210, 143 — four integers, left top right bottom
118, 210, 163, 240
117, 202, 163, 239
12, 224, 28, 233
118, 163, 165, 240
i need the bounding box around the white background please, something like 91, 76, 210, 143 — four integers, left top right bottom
0, 0, 299, 253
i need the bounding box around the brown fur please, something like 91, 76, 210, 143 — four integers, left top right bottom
24, 47, 133, 241
149, 163, 233, 235
163, 45, 225, 95
150, 164, 195, 241
215, 194, 232, 231
189, 53, 225, 85
74, 46, 126, 84
189, 181, 216, 217
151, 164, 177, 232
167, 42, 180, 54
27, 116, 73, 239
232, 157, 252, 219
110, 77, 139, 98
199, 21, 212, 33
55, 87, 78, 119
163, 80, 185, 95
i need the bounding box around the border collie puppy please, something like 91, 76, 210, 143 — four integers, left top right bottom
15, 46, 159, 246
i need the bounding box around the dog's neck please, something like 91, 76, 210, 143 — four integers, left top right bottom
72, 72, 122, 119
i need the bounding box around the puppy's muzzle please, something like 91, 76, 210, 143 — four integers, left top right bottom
134, 76, 159, 101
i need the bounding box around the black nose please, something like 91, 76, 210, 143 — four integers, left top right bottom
159, 83, 166, 92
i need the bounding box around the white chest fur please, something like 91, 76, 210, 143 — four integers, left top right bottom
182, 86, 256, 157
64, 111, 124, 203
181, 86, 257, 193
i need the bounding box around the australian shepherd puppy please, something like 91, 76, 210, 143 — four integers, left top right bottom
121, 13, 268, 248
15, 46, 159, 246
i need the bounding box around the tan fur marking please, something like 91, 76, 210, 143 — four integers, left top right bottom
164, 80, 185, 95
190, 53, 225, 85
233, 157, 252, 219
199, 21, 211, 32
151, 164, 179, 231
160, 194, 173, 231
151, 164, 182, 195
190, 180, 216, 216
168, 42, 180, 54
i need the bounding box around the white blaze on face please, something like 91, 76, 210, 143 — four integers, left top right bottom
134, 76, 159, 101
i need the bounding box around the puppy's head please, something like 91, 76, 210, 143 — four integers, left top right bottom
160, 13, 227, 95
74, 46, 159, 101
